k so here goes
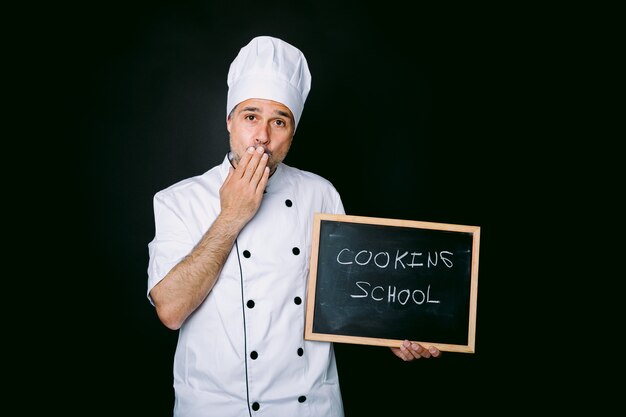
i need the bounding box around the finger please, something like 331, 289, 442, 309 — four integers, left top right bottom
235, 147, 256, 179
410, 342, 430, 359
428, 346, 441, 358
399, 340, 419, 361
255, 165, 270, 194
390, 347, 410, 361
251, 152, 269, 189
243, 146, 266, 181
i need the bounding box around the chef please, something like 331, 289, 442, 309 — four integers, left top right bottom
147, 35, 346, 417
147, 35, 439, 417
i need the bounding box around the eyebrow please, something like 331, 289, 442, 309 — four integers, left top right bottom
239, 106, 261, 113
274, 109, 291, 119
239, 106, 291, 119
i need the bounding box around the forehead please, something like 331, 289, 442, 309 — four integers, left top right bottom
236, 98, 293, 118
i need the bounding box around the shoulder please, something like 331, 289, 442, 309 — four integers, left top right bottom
153, 165, 222, 205
279, 163, 344, 214
281, 163, 338, 191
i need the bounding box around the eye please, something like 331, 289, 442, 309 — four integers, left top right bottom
275, 119, 285, 127
245, 115, 256, 121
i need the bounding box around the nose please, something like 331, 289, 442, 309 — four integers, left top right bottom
254, 124, 270, 145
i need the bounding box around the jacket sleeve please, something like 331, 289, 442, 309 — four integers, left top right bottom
146, 191, 194, 305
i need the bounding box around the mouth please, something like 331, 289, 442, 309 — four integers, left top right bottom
229, 147, 273, 167
253, 145, 272, 158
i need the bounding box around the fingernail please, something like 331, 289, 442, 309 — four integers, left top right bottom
247, 147, 255, 153
256, 146, 265, 154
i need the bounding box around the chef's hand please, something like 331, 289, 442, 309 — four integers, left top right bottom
220, 146, 270, 227
390, 340, 441, 362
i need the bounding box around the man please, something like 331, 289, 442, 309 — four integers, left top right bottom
147, 35, 439, 417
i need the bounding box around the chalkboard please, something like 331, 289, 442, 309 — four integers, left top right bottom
305, 214, 480, 353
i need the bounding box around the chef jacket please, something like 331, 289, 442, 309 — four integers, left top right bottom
147, 154, 346, 417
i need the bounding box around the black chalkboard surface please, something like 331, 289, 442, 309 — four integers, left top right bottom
305, 214, 480, 353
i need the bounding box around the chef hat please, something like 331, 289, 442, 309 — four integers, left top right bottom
226, 36, 312, 130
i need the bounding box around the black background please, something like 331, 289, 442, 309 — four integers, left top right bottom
13, 1, 579, 415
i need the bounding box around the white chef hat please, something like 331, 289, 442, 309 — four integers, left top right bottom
226, 36, 312, 130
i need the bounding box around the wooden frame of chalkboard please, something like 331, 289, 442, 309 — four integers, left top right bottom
305, 213, 480, 353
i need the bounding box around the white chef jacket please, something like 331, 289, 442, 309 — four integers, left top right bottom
147, 154, 346, 417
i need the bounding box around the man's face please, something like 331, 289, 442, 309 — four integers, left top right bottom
227, 98, 295, 175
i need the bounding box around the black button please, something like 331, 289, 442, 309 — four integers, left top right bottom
243, 250, 251, 258
292, 247, 300, 255
297, 348, 304, 356
252, 402, 260, 411
294, 297, 302, 305
298, 396, 307, 403
247, 300, 255, 309
285, 199, 293, 207
250, 351, 258, 360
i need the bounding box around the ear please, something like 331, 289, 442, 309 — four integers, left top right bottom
226, 115, 232, 133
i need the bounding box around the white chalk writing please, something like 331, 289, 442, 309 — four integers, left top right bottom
336, 248, 453, 269
350, 281, 441, 305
